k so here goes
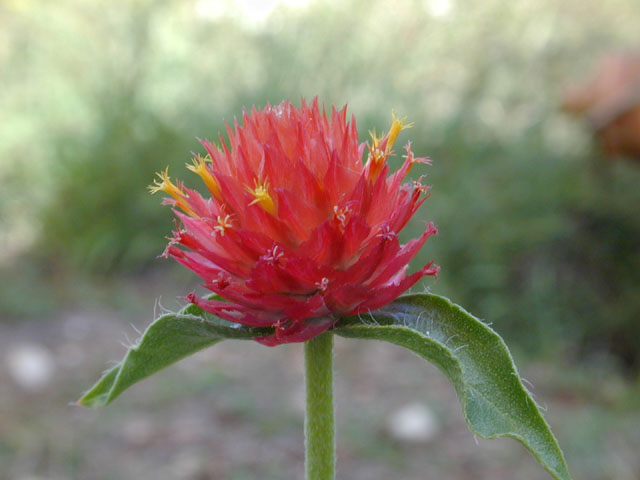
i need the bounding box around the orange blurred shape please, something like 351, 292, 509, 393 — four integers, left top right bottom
562, 51, 640, 161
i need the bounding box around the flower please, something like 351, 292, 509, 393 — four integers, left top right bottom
150, 99, 438, 345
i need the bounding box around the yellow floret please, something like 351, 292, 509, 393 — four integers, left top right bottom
246, 178, 276, 215
148, 167, 197, 217
386, 111, 413, 153
186, 154, 221, 199
365, 112, 414, 183
369, 128, 382, 149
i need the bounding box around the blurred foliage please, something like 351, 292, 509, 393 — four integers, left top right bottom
1, 0, 639, 368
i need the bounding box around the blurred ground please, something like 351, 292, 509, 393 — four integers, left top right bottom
0, 274, 638, 480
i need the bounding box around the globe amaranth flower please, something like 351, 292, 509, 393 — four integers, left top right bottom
150, 99, 438, 346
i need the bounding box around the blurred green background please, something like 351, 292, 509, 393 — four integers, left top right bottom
3, 0, 639, 367
1, 0, 639, 479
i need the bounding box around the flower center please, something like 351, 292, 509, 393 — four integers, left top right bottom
333, 205, 352, 231
214, 214, 233, 236
377, 225, 396, 242
315, 277, 329, 292
261, 245, 284, 266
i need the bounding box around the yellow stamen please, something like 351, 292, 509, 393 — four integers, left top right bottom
246, 178, 276, 215
148, 167, 198, 217
148, 167, 176, 196
385, 111, 413, 153
186, 154, 221, 199
365, 112, 413, 183
369, 128, 381, 149
365, 146, 387, 183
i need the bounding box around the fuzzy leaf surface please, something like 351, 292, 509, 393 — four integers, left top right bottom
77, 304, 271, 407
333, 294, 571, 480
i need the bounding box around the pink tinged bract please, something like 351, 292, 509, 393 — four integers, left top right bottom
150, 99, 438, 345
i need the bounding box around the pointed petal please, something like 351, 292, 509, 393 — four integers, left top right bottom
254, 317, 335, 346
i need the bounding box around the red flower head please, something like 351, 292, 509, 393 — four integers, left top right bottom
150, 99, 438, 346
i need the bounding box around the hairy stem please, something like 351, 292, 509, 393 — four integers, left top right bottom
304, 331, 335, 480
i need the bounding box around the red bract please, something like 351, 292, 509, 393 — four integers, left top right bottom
150, 99, 438, 345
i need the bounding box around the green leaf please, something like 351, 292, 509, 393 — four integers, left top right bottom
77, 303, 272, 407
79, 292, 569, 479
333, 293, 571, 480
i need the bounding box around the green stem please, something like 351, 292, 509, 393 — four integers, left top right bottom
304, 331, 335, 480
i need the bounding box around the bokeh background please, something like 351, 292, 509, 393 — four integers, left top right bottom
1, 0, 639, 479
